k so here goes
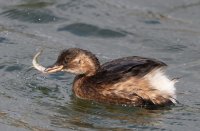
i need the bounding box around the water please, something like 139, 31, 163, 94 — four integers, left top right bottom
0, 0, 200, 130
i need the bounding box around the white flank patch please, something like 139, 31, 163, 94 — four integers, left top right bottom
144, 68, 177, 103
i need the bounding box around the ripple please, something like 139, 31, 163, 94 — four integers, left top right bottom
0, 37, 14, 44
0, 37, 6, 43
142, 38, 187, 53
163, 44, 187, 52
143, 20, 161, 25
0, 65, 5, 70
5, 65, 23, 72
30, 84, 52, 96
58, 23, 127, 38
15, 1, 54, 9
1, 9, 61, 23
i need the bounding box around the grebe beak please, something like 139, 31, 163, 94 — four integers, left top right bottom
44, 64, 64, 73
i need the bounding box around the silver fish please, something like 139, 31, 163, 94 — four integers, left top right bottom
32, 50, 46, 73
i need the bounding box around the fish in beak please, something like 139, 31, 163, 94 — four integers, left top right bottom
32, 50, 63, 74
32, 50, 46, 73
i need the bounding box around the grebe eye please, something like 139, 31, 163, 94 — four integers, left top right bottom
63, 60, 67, 65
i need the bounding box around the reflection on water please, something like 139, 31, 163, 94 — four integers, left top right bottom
50, 97, 170, 130
0, 0, 200, 131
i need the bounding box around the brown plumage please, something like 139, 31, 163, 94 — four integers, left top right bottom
34, 48, 177, 107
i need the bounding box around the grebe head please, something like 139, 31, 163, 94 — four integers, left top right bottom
45, 48, 100, 76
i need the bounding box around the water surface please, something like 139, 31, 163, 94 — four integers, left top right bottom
0, 0, 200, 131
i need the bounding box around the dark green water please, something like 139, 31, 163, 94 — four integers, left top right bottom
0, 0, 200, 131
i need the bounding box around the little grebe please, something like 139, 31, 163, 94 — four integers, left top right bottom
33, 48, 177, 106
